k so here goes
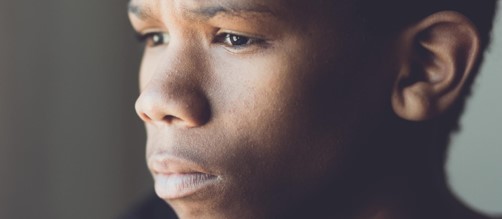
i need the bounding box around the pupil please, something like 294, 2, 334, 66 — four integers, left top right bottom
153, 34, 163, 45
230, 35, 248, 45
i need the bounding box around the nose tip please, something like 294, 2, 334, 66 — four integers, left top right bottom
135, 102, 178, 124
135, 88, 211, 128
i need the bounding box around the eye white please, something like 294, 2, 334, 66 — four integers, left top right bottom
156, 33, 170, 45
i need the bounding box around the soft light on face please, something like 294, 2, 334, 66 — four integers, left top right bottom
128, 0, 388, 218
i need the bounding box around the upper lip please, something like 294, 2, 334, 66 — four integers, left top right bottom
148, 153, 213, 176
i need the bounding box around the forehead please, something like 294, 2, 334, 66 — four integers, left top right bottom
127, 0, 333, 21
128, 0, 290, 10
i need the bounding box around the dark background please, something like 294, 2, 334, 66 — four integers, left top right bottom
0, 1, 500, 218
0, 1, 150, 218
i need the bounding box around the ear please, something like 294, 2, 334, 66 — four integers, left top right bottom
391, 11, 480, 121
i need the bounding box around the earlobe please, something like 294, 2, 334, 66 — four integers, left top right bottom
392, 11, 480, 121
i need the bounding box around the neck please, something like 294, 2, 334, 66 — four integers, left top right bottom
281, 119, 454, 219
281, 117, 482, 219
281, 171, 456, 219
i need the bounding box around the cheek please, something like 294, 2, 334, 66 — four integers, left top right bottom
209, 50, 305, 138
204, 42, 351, 191
209, 37, 323, 119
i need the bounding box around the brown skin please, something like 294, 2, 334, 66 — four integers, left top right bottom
129, 0, 489, 218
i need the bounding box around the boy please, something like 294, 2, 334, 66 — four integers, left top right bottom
124, 0, 499, 218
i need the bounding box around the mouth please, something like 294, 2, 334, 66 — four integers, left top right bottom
149, 155, 220, 200
154, 173, 219, 199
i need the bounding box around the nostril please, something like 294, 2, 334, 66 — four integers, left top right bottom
140, 113, 152, 122
163, 115, 177, 124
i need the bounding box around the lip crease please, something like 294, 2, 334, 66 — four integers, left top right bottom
148, 154, 219, 200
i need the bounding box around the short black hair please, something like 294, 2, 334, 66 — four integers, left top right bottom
356, 0, 498, 178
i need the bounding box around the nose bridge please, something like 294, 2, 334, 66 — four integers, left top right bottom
162, 33, 205, 74
135, 42, 211, 128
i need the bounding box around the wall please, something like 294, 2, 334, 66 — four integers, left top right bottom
0, 1, 150, 218
448, 1, 502, 216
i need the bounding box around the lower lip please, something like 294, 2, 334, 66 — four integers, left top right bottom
154, 173, 218, 199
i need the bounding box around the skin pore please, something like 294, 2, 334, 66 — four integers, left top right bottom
128, 0, 489, 218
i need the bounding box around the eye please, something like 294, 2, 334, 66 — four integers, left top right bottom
225, 34, 251, 46
137, 32, 170, 47
215, 33, 265, 49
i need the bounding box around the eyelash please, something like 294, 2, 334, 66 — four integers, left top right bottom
136, 32, 169, 47
136, 32, 266, 50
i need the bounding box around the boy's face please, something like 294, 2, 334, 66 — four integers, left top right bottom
129, 0, 391, 217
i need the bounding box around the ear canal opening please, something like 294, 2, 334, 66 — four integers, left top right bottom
397, 63, 419, 89
398, 42, 431, 90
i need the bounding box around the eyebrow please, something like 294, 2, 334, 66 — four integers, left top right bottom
128, 2, 153, 20
127, 0, 277, 21
188, 4, 276, 18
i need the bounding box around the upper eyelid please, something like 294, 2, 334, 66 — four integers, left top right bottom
136, 28, 167, 35
128, 12, 166, 35
215, 29, 267, 41
134, 29, 269, 48
135, 29, 169, 42
131, 24, 266, 40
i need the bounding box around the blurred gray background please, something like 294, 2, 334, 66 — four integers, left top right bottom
0, 0, 500, 218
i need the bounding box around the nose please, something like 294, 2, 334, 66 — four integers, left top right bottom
135, 85, 210, 128
135, 49, 211, 128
